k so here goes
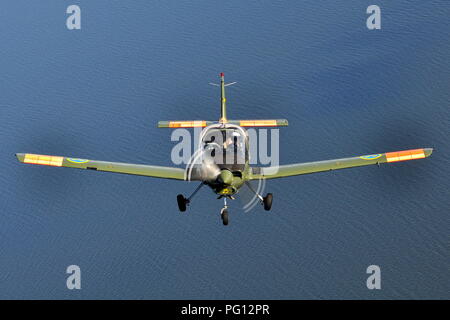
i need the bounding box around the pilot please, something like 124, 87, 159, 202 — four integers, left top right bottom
223, 136, 234, 150
223, 132, 244, 152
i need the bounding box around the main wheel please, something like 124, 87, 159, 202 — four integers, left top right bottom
263, 193, 273, 211
177, 194, 188, 212
221, 209, 229, 226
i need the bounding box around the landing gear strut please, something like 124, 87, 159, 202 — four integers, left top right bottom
177, 183, 204, 212
245, 182, 273, 211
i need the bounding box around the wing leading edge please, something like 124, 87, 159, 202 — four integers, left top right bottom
16, 153, 186, 180
251, 148, 433, 180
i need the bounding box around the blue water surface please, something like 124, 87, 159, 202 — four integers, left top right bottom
0, 1, 449, 299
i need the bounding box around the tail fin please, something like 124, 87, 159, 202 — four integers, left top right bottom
220, 72, 227, 123
208, 72, 236, 123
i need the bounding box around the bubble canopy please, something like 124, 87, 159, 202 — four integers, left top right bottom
201, 126, 248, 171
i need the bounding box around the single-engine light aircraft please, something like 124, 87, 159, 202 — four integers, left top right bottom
16, 73, 433, 225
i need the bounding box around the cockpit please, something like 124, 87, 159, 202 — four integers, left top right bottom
201, 126, 248, 171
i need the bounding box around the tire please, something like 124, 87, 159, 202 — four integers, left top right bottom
222, 210, 229, 226
263, 193, 273, 211
177, 194, 187, 212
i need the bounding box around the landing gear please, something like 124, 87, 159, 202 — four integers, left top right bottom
176, 183, 204, 212
263, 193, 273, 211
221, 208, 229, 225
245, 182, 273, 211
220, 197, 229, 226
177, 194, 188, 212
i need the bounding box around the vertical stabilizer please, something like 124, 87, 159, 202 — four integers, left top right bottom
220, 72, 227, 123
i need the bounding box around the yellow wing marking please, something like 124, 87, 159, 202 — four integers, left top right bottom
385, 149, 425, 162
168, 121, 206, 128
239, 120, 278, 127
23, 154, 64, 167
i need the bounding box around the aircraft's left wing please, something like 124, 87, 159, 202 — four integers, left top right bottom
16, 153, 186, 180
251, 148, 433, 180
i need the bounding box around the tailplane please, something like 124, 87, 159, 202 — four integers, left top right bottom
157, 73, 288, 128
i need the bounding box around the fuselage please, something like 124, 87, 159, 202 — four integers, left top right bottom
188, 123, 251, 196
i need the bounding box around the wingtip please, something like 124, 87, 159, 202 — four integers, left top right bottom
424, 148, 433, 157
16, 153, 25, 163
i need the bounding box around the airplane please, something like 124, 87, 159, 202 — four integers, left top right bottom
16, 73, 433, 225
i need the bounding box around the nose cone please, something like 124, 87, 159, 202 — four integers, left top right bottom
218, 169, 233, 185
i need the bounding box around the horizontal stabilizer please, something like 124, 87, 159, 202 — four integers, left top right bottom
157, 119, 288, 128
157, 121, 213, 128
231, 119, 288, 127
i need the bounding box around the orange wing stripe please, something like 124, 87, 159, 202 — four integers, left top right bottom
239, 120, 278, 127
23, 154, 64, 167
385, 149, 425, 163
168, 121, 206, 128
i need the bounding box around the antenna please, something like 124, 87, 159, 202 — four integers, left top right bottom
209, 73, 237, 123
209, 82, 237, 87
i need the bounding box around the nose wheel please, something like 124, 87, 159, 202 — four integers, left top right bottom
221, 208, 229, 225
220, 196, 229, 226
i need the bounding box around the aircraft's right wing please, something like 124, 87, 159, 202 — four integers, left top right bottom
251, 148, 433, 180
16, 153, 186, 180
